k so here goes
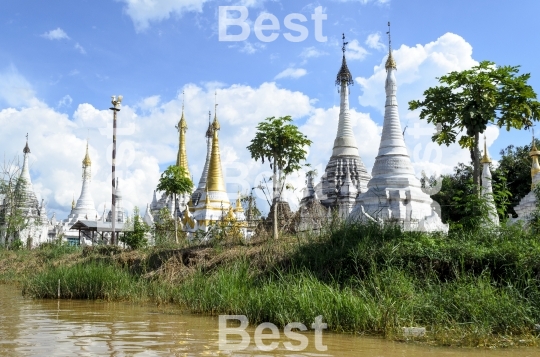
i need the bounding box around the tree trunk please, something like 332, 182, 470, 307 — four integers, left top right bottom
174, 193, 178, 243
273, 163, 279, 240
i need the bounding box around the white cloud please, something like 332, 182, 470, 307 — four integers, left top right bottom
41, 28, 70, 40
137, 95, 161, 111
365, 32, 385, 51
274, 68, 307, 80
74, 42, 86, 54
356, 32, 480, 176
0, 66, 41, 108
238, 41, 265, 54
300, 46, 328, 61
57, 95, 73, 108
347, 39, 369, 60
119, 0, 210, 32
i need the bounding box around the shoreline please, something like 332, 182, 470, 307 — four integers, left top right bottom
2, 223, 540, 348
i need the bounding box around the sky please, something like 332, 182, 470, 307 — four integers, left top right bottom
1, 0, 539, 219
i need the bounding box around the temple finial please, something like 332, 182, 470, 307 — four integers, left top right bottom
385, 21, 397, 71
336, 33, 354, 86
23, 133, 31, 154
481, 135, 491, 164
213, 92, 220, 130
83, 139, 92, 166
341, 33, 348, 55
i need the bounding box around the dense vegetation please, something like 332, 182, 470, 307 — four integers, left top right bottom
1, 220, 537, 347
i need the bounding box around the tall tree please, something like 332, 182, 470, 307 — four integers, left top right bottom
156, 165, 193, 243
409, 61, 540, 189
247, 116, 312, 239
0, 157, 28, 246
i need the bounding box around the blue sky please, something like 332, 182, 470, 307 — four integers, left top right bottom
1, 0, 539, 218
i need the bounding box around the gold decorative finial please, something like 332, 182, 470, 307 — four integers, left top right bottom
234, 192, 244, 212
480, 135, 492, 164
385, 21, 397, 71
72, 195, 75, 210
82, 140, 92, 166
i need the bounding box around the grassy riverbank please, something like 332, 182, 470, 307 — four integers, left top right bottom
2, 222, 540, 347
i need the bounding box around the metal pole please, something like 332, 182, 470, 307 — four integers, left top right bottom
109, 96, 122, 245
111, 108, 117, 244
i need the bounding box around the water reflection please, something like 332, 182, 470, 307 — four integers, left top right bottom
0, 285, 537, 356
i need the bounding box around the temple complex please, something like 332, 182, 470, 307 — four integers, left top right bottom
348, 26, 447, 232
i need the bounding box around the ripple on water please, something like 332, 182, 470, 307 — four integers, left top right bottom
0, 285, 539, 357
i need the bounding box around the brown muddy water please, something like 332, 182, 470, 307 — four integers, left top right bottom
0, 285, 538, 356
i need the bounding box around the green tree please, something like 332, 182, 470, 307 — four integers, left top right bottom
120, 207, 149, 249
409, 61, 540, 190
0, 157, 29, 246
156, 165, 193, 243
247, 116, 312, 239
427, 162, 512, 226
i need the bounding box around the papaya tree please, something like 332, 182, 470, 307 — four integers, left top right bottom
156, 165, 193, 243
247, 116, 312, 239
409, 61, 540, 190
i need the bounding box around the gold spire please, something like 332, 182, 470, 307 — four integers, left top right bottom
480, 135, 492, 164
206, 98, 226, 192
530, 132, 540, 180
176, 91, 190, 177
72, 195, 75, 210
82, 140, 92, 167
385, 22, 397, 71
234, 192, 244, 212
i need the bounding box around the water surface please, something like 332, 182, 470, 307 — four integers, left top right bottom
0, 285, 537, 356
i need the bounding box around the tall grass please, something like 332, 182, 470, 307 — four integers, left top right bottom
16, 221, 540, 345
22, 261, 145, 301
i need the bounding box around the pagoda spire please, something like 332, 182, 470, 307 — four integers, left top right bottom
20, 133, 34, 191
176, 90, 190, 178
194, 111, 214, 195
481, 135, 499, 226
320, 33, 370, 207
206, 96, 226, 193
72, 140, 97, 218
333, 33, 357, 153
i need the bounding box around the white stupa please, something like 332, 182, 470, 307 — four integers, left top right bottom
319, 34, 371, 210
480, 136, 499, 226
349, 26, 447, 233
